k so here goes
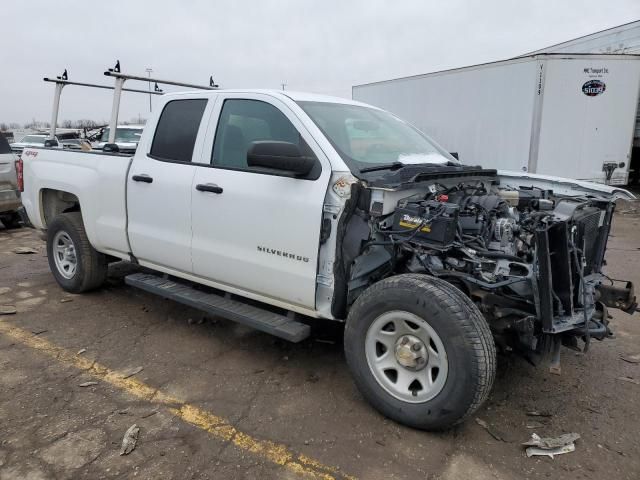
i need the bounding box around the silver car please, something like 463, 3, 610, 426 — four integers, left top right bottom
0, 132, 22, 228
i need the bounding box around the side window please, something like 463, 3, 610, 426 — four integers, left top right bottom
150, 99, 208, 162
212, 99, 316, 173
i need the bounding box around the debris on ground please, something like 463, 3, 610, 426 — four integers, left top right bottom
0, 305, 17, 315
31, 329, 48, 335
620, 354, 640, 364
526, 421, 546, 429
119, 424, 140, 455
60, 298, 74, 303
475, 418, 507, 442
13, 247, 38, 254
523, 433, 580, 458
121, 366, 144, 379
526, 410, 553, 417
78, 381, 98, 387
616, 376, 640, 385
141, 411, 157, 419
76, 348, 87, 355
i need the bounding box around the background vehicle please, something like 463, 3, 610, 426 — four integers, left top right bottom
20, 90, 637, 430
0, 132, 22, 228
353, 54, 640, 186
95, 125, 143, 153
10, 134, 61, 153
61, 138, 92, 151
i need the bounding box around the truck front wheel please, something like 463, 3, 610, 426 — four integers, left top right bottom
46, 212, 107, 293
344, 274, 496, 430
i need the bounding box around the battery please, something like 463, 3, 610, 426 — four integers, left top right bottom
392, 200, 459, 247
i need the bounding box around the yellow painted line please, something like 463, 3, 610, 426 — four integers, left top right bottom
0, 320, 356, 480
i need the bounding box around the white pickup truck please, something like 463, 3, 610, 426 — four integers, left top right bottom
21, 89, 637, 430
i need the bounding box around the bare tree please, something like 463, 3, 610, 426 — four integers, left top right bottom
61, 119, 74, 128
0, 123, 8, 131
75, 119, 98, 129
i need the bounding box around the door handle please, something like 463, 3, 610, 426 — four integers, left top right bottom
132, 174, 153, 183
196, 183, 223, 194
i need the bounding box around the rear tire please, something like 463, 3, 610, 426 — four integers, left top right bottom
344, 274, 496, 430
46, 212, 107, 293
0, 212, 22, 229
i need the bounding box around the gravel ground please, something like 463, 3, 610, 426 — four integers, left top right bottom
0, 209, 639, 480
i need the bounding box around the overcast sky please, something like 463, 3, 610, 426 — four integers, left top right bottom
2, 0, 638, 125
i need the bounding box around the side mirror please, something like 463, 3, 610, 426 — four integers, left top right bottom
103, 143, 120, 153
44, 139, 59, 148
449, 152, 459, 160
247, 141, 314, 177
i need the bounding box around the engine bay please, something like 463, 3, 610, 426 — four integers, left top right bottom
341, 174, 638, 362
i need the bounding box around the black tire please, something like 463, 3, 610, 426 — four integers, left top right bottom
344, 274, 496, 430
46, 212, 108, 293
0, 212, 22, 229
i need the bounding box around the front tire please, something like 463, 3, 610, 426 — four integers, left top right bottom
46, 212, 107, 293
344, 274, 496, 430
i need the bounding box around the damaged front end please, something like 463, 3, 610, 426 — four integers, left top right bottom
338, 164, 638, 371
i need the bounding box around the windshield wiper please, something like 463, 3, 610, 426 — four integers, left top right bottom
359, 162, 405, 173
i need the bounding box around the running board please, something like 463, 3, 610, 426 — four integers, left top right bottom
125, 273, 311, 342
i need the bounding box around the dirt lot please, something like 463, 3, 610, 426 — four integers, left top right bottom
1, 209, 639, 480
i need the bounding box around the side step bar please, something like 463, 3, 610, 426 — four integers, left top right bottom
125, 273, 311, 342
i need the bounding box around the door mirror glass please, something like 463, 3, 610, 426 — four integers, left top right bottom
247, 141, 314, 176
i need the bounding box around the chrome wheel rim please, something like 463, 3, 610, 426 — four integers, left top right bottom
365, 310, 448, 403
52, 231, 77, 279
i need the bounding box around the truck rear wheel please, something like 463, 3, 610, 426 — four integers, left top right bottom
0, 212, 22, 229
344, 274, 496, 430
46, 212, 107, 293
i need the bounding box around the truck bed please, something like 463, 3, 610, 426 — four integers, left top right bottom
21, 147, 133, 258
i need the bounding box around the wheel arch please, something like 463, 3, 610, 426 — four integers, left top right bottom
40, 188, 81, 228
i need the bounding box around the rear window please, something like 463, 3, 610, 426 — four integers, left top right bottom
0, 132, 11, 154
22, 135, 46, 144
100, 128, 143, 143
150, 99, 208, 163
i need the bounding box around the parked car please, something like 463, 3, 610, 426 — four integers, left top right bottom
95, 125, 143, 153
0, 131, 22, 228
10, 134, 61, 153
21, 90, 638, 430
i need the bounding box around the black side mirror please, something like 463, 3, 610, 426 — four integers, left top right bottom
44, 139, 58, 148
247, 141, 314, 177
103, 143, 120, 153
449, 152, 459, 160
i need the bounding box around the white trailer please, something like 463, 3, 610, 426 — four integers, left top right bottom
353, 54, 640, 185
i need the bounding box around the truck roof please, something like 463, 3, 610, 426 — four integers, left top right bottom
161, 89, 372, 107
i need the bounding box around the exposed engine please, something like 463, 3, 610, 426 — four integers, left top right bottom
345, 177, 637, 364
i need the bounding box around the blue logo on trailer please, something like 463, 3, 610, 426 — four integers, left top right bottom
582, 80, 606, 96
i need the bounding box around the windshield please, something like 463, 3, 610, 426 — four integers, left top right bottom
22, 135, 46, 144
297, 101, 454, 171
100, 128, 142, 143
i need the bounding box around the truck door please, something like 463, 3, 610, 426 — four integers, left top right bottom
190, 94, 331, 309
127, 97, 211, 272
